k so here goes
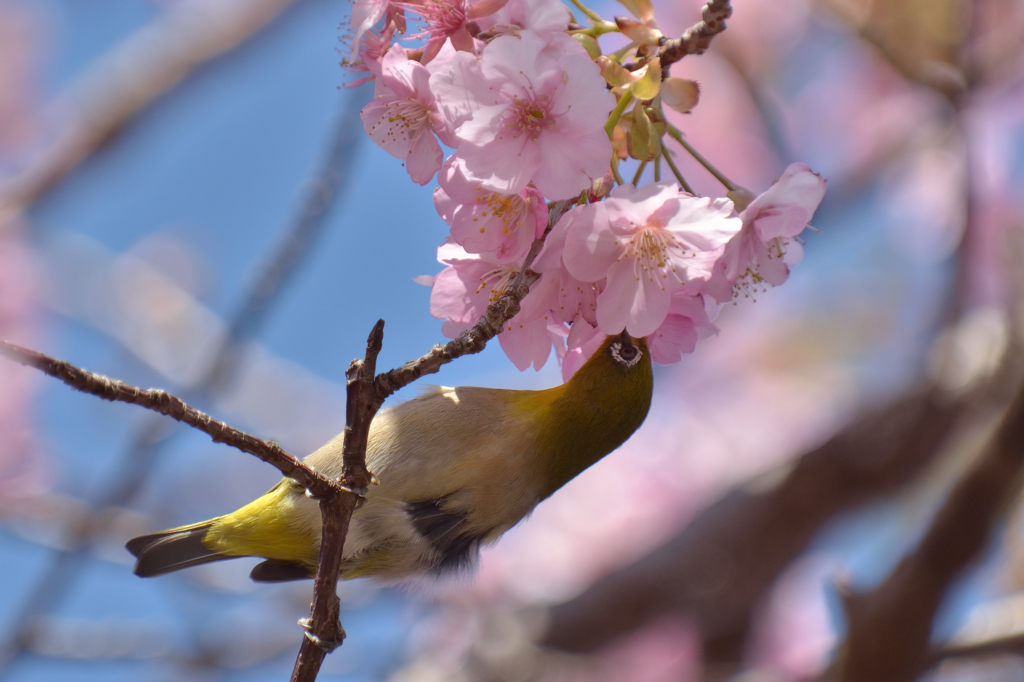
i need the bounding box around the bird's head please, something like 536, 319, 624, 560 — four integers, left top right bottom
568, 330, 653, 396
528, 331, 653, 497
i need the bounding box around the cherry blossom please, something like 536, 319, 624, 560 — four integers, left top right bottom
428, 242, 514, 328
561, 182, 741, 337
428, 243, 564, 368
434, 156, 548, 263
473, 0, 570, 37
533, 210, 602, 325
715, 163, 827, 299
430, 30, 614, 199
647, 292, 718, 365
360, 44, 457, 185
347, 0, 401, 62
407, 0, 507, 63
354, 0, 826, 375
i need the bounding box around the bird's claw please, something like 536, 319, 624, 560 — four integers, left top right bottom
298, 617, 346, 652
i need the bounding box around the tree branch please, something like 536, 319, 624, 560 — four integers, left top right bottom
659, 0, 732, 72
288, 193, 573, 676
836, 382, 1024, 682
0, 0, 301, 220
0, 340, 336, 498
290, 321, 384, 682
926, 630, 1024, 670
374, 198, 575, 399
541, 386, 966, 657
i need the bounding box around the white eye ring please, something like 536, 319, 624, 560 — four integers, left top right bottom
610, 341, 642, 367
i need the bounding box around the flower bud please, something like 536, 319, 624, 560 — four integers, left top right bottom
616, 0, 655, 22
661, 78, 700, 114
573, 33, 602, 60
627, 104, 660, 161
597, 56, 633, 89
615, 16, 663, 46
589, 170, 616, 201
629, 58, 661, 100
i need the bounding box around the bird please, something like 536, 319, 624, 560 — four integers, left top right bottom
126, 331, 653, 583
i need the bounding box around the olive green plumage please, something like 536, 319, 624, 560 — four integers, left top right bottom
127, 332, 653, 582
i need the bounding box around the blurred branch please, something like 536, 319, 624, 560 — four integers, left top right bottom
0, 0, 301, 220
659, 0, 732, 71
541, 385, 968, 658
203, 98, 366, 390
813, 0, 967, 102
927, 632, 1024, 669
0, 92, 365, 673
836, 382, 1024, 682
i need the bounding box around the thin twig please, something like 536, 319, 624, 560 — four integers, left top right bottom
630, 160, 648, 186
290, 198, 579, 677
661, 147, 693, 194
0, 341, 334, 498
658, 0, 732, 72
0, 338, 359, 682
290, 322, 384, 682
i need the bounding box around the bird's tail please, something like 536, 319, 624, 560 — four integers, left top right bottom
126, 519, 232, 577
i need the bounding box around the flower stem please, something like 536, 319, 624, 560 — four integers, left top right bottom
666, 125, 736, 191
609, 42, 638, 62
572, 22, 619, 37
661, 147, 694, 194
611, 155, 625, 185
605, 91, 634, 138
653, 155, 661, 182
567, 0, 606, 25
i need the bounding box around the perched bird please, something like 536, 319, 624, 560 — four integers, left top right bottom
127, 332, 652, 583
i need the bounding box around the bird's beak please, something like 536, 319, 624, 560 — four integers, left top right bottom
616, 329, 634, 344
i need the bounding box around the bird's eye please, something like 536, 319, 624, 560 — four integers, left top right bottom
610, 341, 642, 367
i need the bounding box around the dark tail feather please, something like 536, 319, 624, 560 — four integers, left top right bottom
127, 520, 232, 577
249, 559, 314, 583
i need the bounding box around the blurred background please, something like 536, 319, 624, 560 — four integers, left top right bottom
1, 0, 1023, 680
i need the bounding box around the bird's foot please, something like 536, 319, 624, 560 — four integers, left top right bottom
298, 617, 346, 653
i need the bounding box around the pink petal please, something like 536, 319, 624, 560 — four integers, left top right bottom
562, 203, 622, 282
753, 238, 792, 287
499, 313, 553, 370
429, 51, 490, 130
532, 126, 612, 200
562, 317, 604, 380
596, 258, 672, 337
429, 265, 478, 321
406, 128, 443, 185
745, 163, 826, 240
648, 314, 698, 364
